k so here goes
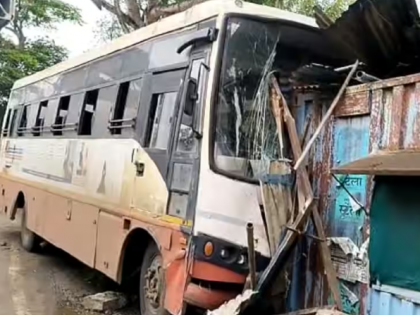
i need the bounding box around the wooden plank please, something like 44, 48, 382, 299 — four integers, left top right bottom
270, 76, 343, 311
260, 92, 292, 255
257, 87, 314, 293
388, 85, 404, 150
268, 162, 292, 234
257, 198, 314, 293
334, 89, 370, 117
261, 183, 280, 255
270, 88, 285, 155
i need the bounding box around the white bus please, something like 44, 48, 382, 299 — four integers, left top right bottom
0, 1, 343, 314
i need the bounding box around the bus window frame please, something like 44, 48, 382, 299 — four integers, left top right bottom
2, 109, 12, 137
4, 20, 217, 141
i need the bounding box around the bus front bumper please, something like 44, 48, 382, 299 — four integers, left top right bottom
184, 282, 240, 310
184, 259, 247, 310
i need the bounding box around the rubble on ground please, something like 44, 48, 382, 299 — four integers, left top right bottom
82, 291, 128, 312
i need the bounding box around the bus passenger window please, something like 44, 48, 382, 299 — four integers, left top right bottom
111, 82, 130, 135
146, 92, 177, 149
33, 100, 48, 136
17, 106, 28, 137
53, 96, 71, 136
79, 89, 99, 136
9, 109, 18, 137
2, 109, 11, 137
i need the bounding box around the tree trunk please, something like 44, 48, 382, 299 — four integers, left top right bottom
125, 0, 143, 27
146, 0, 208, 24
93, 0, 138, 31
114, 0, 131, 33
92, 0, 209, 30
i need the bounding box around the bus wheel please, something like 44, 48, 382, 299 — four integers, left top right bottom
20, 206, 40, 252
140, 243, 168, 315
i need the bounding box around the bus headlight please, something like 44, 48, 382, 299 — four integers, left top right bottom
220, 248, 230, 259
237, 254, 247, 265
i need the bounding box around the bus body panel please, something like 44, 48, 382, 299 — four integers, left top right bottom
0, 138, 172, 215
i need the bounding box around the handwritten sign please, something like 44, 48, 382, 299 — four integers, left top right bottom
334, 175, 366, 224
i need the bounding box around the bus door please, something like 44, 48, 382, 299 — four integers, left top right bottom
133, 69, 187, 215
166, 55, 207, 229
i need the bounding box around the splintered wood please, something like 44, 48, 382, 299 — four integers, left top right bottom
260, 161, 292, 255
269, 76, 343, 311
260, 89, 293, 255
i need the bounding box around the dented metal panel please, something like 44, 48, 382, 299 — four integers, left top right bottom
330, 116, 369, 243
291, 86, 372, 313
291, 91, 368, 314
370, 81, 420, 151
368, 287, 420, 315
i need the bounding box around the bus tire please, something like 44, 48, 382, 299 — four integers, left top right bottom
139, 242, 168, 315
20, 206, 40, 252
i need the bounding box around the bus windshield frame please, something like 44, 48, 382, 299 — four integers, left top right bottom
210, 14, 343, 183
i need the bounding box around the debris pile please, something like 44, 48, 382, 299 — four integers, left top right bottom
82, 291, 128, 312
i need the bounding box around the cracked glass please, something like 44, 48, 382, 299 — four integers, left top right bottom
214, 17, 282, 180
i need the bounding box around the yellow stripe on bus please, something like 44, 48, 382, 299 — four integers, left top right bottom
160, 215, 193, 227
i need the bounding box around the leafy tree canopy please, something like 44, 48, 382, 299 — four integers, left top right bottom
5, 0, 82, 47
0, 38, 68, 106
0, 0, 82, 113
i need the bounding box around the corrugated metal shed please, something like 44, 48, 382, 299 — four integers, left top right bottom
368, 286, 420, 315
322, 0, 420, 78
290, 62, 420, 315
295, 69, 420, 315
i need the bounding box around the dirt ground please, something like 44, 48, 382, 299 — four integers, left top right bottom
0, 213, 141, 315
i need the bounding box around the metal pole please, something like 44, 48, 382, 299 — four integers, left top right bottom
247, 222, 257, 290
355, 71, 380, 83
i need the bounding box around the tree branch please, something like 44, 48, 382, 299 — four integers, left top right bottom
146, 0, 208, 24
114, 0, 131, 33
125, 0, 143, 27
92, 0, 139, 30
4, 26, 16, 35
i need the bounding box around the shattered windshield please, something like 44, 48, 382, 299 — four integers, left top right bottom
213, 17, 343, 181
214, 17, 282, 180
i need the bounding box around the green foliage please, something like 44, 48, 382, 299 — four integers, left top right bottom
0, 38, 68, 106
16, 0, 83, 29
0, 0, 77, 110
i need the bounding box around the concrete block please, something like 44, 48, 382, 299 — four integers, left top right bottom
82, 291, 127, 312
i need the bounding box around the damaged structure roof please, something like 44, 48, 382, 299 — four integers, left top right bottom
320, 0, 420, 78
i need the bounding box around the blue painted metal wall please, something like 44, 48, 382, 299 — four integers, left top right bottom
368, 287, 420, 315
327, 116, 370, 315
330, 116, 369, 244
290, 92, 370, 314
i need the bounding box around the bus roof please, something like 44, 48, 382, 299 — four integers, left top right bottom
13, 0, 317, 90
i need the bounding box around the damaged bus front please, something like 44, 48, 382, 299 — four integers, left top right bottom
192, 5, 349, 306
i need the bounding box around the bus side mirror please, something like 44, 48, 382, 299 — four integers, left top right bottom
184, 78, 198, 117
